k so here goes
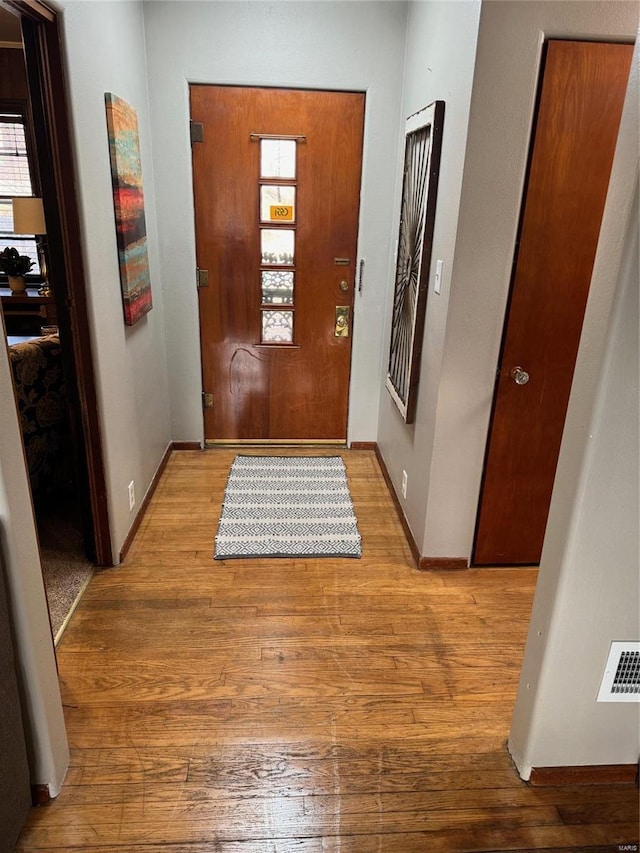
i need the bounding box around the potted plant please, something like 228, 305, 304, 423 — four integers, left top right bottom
0, 247, 35, 294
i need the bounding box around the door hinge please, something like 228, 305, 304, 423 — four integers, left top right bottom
196, 267, 209, 289
190, 120, 204, 144
202, 392, 213, 409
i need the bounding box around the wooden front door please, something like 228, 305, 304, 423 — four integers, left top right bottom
190, 86, 365, 442
473, 40, 633, 566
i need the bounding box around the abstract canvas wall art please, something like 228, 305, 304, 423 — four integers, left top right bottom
386, 100, 444, 423
105, 93, 152, 325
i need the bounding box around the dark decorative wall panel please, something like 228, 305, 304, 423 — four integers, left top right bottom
386, 100, 444, 423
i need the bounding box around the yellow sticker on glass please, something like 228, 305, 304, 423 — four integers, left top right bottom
270, 205, 294, 221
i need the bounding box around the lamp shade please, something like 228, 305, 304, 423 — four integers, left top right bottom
12, 197, 46, 235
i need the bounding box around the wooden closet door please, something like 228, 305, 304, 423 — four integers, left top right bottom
474, 40, 633, 566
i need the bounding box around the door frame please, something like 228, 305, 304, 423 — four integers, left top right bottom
7, 0, 112, 565
471, 42, 549, 568
471, 38, 633, 567
191, 83, 366, 444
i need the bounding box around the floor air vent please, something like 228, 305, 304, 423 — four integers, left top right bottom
597, 642, 640, 702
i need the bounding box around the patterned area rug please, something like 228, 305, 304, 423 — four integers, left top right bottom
214, 456, 362, 560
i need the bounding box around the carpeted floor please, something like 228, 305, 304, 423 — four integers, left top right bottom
36, 497, 94, 642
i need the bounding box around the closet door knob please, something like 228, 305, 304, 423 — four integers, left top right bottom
511, 366, 530, 386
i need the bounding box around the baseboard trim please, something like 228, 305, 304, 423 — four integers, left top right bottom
529, 764, 639, 786
419, 556, 469, 571
373, 444, 469, 572
31, 784, 51, 806
373, 444, 421, 569
119, 442, 174, 563
171, 441, 201, 450
350, 441, 377, 450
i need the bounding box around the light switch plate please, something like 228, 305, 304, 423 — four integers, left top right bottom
434, 259, 443, 294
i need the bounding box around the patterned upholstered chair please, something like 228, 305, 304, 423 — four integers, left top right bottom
8, 335, 73, 499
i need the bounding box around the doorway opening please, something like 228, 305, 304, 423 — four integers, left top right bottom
1, 2, 112, 638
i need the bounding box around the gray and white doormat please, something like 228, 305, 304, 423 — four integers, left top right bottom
214, 456, 362, 560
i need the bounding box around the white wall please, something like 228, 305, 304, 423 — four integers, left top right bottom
412, 0, 638, 560
376, 0, 481, 548
58, 0, 172, 558
0, 334, 68, 796
0, 0, 176, 800
142, 0, 408, 444
509, 37, 639, 777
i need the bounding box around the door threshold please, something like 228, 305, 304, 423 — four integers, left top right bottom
205, 439, 347, 447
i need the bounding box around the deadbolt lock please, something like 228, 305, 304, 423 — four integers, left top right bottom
339, 280, 349, 292
335, 306, 350, 337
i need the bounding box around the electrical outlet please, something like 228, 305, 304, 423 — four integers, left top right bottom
128, 480, 135, 512
401, 470, 408, 499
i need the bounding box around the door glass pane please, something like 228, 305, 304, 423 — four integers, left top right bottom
261, 309, 293, 343
260, 185, 296, 223
261, 139, 296, 179
261, 229, 294, 265
261, 270, 294, 304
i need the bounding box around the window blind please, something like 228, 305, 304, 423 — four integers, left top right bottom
0, 112, 38, 270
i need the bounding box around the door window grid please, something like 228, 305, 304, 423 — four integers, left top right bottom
259, 139, 297, 344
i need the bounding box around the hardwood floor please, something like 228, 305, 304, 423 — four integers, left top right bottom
16, 449, 639, 852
